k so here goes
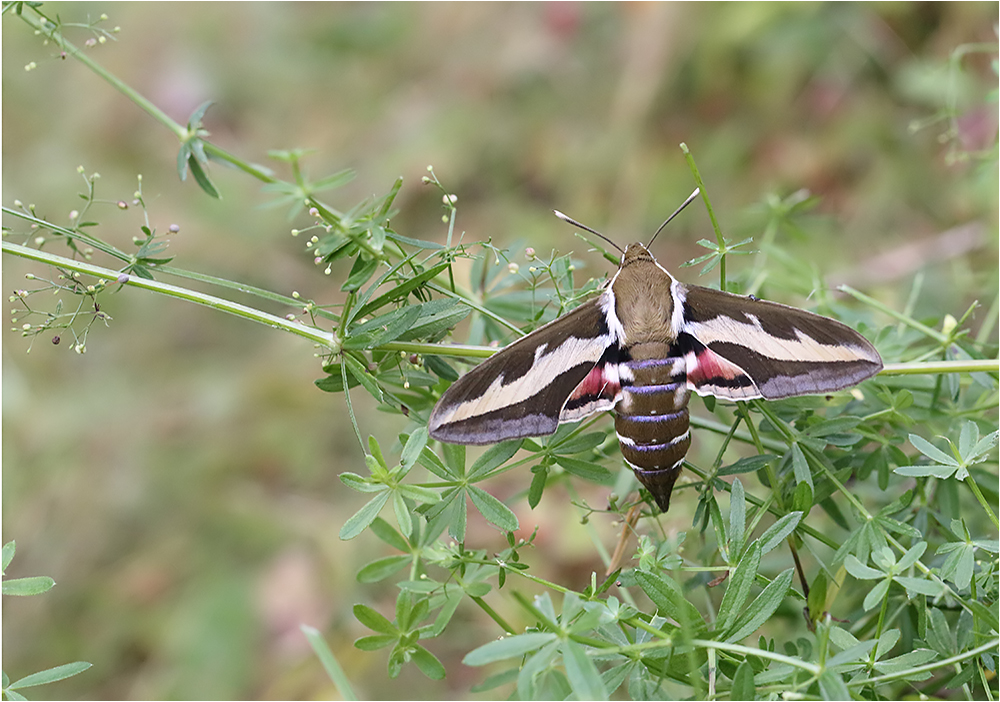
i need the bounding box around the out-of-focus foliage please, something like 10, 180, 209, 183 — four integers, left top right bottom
3, 3, 997, 700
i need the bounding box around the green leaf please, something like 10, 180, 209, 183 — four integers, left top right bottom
757, 512, 802, 555
468, 485, 519, 532
562, 640, 608, 701
441, 443, 466, 476
844, 555, 883, 579
791, 481, 814, 514
344, 305, 422, 350
528, 464, 548, 508
392, 491, 412, 538
789, 443, 813, 489
894, 464, 957, 479
186, 153, 221, 199
355, 261, 450, 319
339, 492, 389, 540
725, 568, 794, 642
423, 354, 459, 381
966, 599, 999, 632
2, 541, 14, 572
411, 645, 446, 680
730, 660, 756, 700
939, 543, 975, 589
187, 99, 214, 128
2, 575, 55, 596
908, 434, 959, 466
468, 440, 522, 479
386, 230, 444, 250
341, 256, 379, 292
354, 634, 395, 651
344, 354, 383, 402
896, 541, 927, 570
817, 670, 850, 701
356, 555, 410, 583
553, 456, 612, 483
632, 569, 705, 632
807, 570, 829, 624
873, 648, 938, 677
418, 446, 453, 480
370, 518, 409, 551
301, 625, 359, 701
353, 603, 397, 635
463, 632, 558, 666
862, 578, 891, 611
396, 299, 471, 341
313, 168, 356, 191
549, 431, 607, 455
314, 366, 362, 393
718, 454, 777, 476
729, 477, 745, 554
718, 542, 761, 635
397, 484, 441, 505
826, 638, 877, 668
400, 428, 429, 471
959, 421, 979, 458
7, 662, 91, 689
894, 576, 943, 597
340, 472, 386, 493
968, 429, 999, 462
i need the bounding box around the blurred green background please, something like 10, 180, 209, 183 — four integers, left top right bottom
3, 3, 997, 699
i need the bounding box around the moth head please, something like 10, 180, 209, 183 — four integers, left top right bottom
620, 243, 656, 267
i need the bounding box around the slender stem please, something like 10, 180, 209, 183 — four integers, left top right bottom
848, 639, 1000, 688
470, 596, 516, 635
23, 10, 185, 139
964, 473, 1000, 530
3, 241, 339, 350
681, 143, 727, 290
840, 285, 949, 343
881, 359, 999, 375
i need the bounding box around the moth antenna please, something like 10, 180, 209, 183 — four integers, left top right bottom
647, 188, 700, 248
553, 210, 625, 254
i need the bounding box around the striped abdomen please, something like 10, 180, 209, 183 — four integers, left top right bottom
614, 343, 690, 511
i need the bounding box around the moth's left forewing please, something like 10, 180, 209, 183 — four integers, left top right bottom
679, 285, 882, 400
429, 297, 623, 445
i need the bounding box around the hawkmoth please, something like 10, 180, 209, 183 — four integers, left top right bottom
428, 197, 882, 512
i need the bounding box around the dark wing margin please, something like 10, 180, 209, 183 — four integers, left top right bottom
679, 285, 882, 400
429, 298, 622, 445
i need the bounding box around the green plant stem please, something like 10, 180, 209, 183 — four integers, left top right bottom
614, 620, 824, 675
680, 143, 727, 289
840, 285, 949, 343
3, 241, 338, 349
964, 473, 1000, 530
849, 638, 1000, 689
23, 10, 184, 140
880, 359, 999, 375
470, 596, 516, 635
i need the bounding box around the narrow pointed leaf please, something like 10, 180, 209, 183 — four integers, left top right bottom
468, 485, 519, 532
463, 632, 558, 666
725, 568, 794, 642
339, 492, 389, 540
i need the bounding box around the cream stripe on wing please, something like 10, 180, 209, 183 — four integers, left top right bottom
684, 313, 877, 363
435, 333, 613, 425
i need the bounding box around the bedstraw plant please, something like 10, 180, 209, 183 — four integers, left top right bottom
3, 4, 997, 700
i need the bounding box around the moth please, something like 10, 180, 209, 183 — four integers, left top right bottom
429, 193, 882, 512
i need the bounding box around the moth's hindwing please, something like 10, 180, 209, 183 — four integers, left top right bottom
428, 298, 623, 445
679, 285, 883, 400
